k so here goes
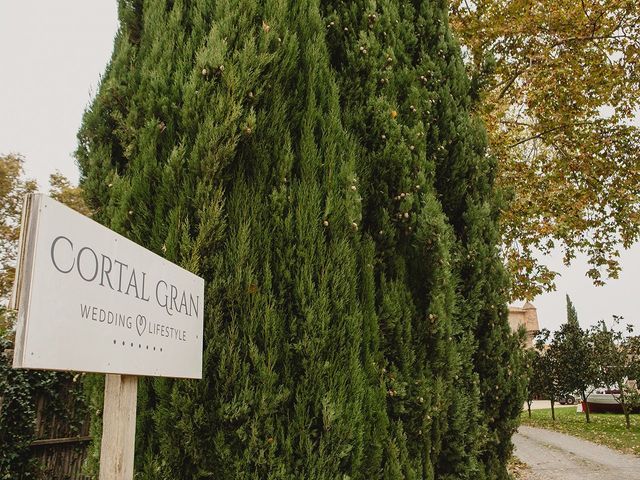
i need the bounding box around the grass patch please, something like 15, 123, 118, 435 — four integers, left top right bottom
521, 407, 640, 456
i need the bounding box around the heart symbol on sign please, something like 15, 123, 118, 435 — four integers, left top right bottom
135, 315, 147, 337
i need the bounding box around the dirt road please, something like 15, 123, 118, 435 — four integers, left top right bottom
513, 426, 640, 479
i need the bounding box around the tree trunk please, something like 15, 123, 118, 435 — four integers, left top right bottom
624, 407, 631, 429
581, 391, 591, 423
550, 398, 556, 421
527, 400, 532, 418
620, 391, 630, 429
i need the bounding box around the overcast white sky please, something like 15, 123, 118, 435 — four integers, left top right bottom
1, 1, 638, 333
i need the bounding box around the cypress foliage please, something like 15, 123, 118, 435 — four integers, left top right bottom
566, 294, 579, 327
78, 0, 374, 477
321, 2, 466, 477
77, 0, 523, 478
321, 1, 524, 478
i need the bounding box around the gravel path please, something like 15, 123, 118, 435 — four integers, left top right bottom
513, 425, 640, 480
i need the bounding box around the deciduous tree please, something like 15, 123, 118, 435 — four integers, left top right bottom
534, 330, 563, 420
553, 295, 597, 422
0, 154, 36, 305
450, 0, 640, 299
48, 171, 91, 217
0, 156, 88, 325
591, 317, 640, 429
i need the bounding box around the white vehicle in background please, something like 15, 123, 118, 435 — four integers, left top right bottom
557, 393, 578, 405
586, 387, 621, 413
585, 381, 639, 414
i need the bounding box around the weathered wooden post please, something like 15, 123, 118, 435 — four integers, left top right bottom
99, 375, 138, 479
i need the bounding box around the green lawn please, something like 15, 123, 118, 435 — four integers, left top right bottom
520, 407, 640, 456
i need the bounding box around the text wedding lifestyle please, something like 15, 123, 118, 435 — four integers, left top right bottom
79, 304, 188, 341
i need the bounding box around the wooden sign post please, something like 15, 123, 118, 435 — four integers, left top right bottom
99, 375, 138, 480
11, 194, 204, 480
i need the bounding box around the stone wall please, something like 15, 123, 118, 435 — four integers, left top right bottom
508, 302, 540, 348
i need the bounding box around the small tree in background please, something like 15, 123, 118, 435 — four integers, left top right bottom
0, 155, 89, 333
48, 171, 91, 217
0, 154, 90, 478
591, 317, 640, 430
0, 154, 36, 312
534, 330, 562, 421
553, 295, 597, 423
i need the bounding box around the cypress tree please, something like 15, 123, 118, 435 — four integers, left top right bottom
321, 1, 524, 478
320, 1, 469, 476
566, 294, 578, 327
77, 0, 523, 478
78, 0, 377, 477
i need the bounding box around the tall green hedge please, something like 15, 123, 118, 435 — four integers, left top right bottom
76, 0, 525, 478
321, 2, 526, 477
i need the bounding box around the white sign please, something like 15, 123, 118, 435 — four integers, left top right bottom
11, 194, 204, 379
